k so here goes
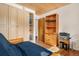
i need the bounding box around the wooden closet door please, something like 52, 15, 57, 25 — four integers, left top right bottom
38, 18, 45, 42
0, 4, 9, 39
8, 6, 18, 40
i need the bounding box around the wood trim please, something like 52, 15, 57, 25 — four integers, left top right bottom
56, 14, 59, 46
9, 38, 24, 44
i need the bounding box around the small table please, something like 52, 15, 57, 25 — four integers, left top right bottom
59, 39, 70, 50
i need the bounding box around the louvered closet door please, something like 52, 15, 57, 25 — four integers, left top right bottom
0, 4, 9, 39
8, 6, 18, 40
17, 9, 24, 38
23, 11, 30, 41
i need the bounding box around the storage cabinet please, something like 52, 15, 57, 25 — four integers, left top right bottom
8, 6, 30, 41
0, 4, 33, 41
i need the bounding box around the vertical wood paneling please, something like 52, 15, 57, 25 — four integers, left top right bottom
8, 6, 18, 39
23, 11, 30, 41
0, 4, 9, 39
17, 9, 24, 38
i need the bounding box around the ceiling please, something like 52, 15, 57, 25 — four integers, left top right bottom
19, 3, 69, 15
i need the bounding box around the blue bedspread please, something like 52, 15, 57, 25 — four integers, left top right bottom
0, 33, 52, 56
16, 41, 52, 56
0, 33, 22, 56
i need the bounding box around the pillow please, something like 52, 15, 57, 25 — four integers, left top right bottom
0, 33, 22, 56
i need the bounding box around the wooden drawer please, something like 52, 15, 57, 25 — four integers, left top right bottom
45, 39, 57, 46
45, 34, 56, 39
45, 34, 57, 46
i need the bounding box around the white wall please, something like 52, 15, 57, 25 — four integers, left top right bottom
39, 3, 79, 49
34, 15, 39, 42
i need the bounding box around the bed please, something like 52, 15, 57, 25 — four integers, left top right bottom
0, 33, 53, 56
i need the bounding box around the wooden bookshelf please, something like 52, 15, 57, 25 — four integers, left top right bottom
45, 14, 58, 46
